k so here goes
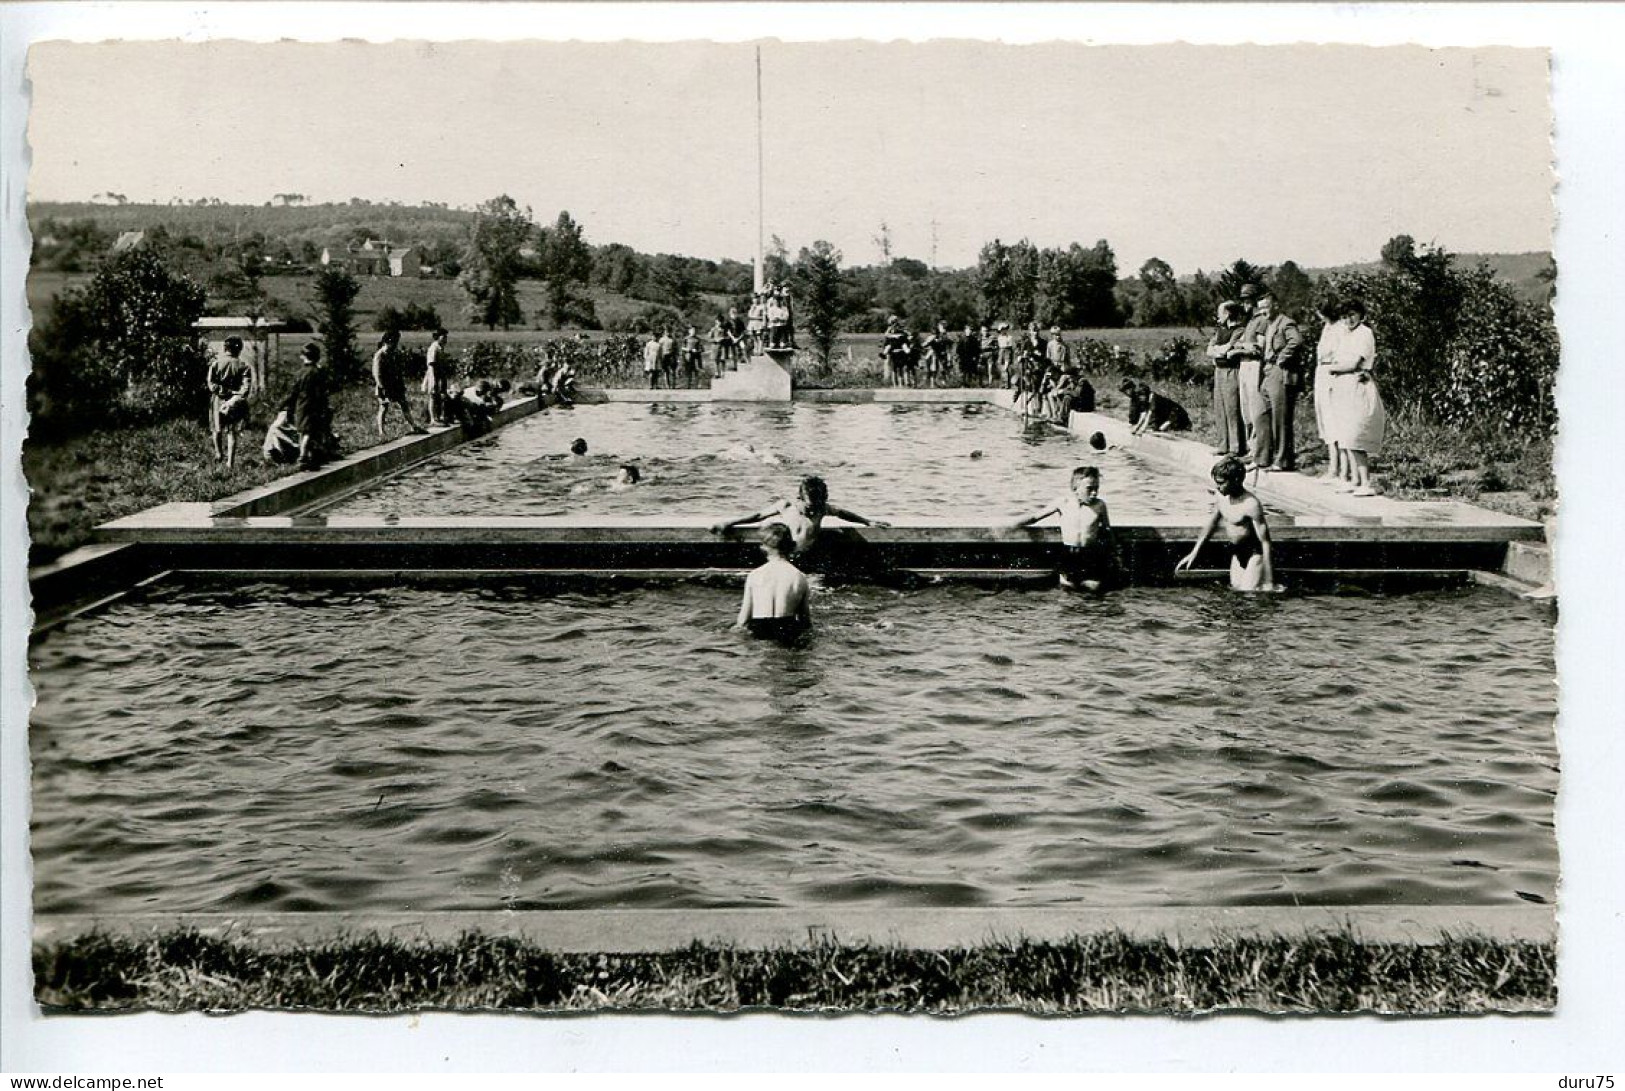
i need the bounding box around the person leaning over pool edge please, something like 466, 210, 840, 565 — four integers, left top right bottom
733, 522, 812, 641
710, 475, 890, 555
1176, 456, 1281, 592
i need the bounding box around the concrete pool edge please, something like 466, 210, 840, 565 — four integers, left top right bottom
32, 906, 1556, 952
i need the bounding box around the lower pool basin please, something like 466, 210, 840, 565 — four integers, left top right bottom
29, 579, 1555, 914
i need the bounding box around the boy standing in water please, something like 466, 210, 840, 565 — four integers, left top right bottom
1010, 465, 1117, 592
733, 523, 812, 640
1176, 456, 1281, 592
711, 475, 889, 556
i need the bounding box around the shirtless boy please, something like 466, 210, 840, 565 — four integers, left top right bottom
733, 522, 812, 640
1010, 465, 1117, 592
711, 475, 889, 555
1175, 456, 1281, 592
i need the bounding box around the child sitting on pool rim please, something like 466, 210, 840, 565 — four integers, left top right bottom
710, 475, 889, 557
1175, 455, 1281, 592
1009, 465, 1118, 592
733, 522, 812, 641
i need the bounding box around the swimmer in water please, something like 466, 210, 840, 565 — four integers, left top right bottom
613, 463, 642, 489
570, 438, 588, 457
711, 474, 889, 555
720, 441, 782, 466
733, 522, 811, 641
1010, 465, 1118, 592
1176, 456, 1281, 592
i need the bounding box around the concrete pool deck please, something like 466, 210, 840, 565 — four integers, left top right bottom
33, 905, 1556, 951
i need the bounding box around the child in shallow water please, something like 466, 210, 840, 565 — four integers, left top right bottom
1010, 465, 1118, 592
1176, 456, 1281, 592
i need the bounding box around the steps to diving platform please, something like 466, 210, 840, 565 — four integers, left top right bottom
709, 349, 793, 401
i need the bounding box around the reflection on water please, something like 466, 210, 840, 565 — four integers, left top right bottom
320, 403, 1234, 521
30, 580, 1556, 913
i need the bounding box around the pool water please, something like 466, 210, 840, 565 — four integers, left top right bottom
319, 403, 1252, 522
29, 579, 1556, 914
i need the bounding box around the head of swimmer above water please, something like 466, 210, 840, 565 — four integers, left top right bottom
796, 475, 829, 517
1212, 456, 1248, 497
759, 521, 795, 559
1070, 465, 1100, 502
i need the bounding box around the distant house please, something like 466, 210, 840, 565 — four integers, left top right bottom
111, 230, 146, 253
320, 239, 420, 277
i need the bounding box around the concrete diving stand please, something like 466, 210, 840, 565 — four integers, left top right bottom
711, 348, 793, 401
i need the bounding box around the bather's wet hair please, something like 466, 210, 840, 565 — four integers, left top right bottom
1089, 432, 1107, 450
1212, 456, 1248, 492
620, 463, 641, 483
570, 438, 588, 456
760, 522, 795, 556
798, 475, 829, 514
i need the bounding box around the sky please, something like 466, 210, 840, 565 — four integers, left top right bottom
24, 39, 1553, 274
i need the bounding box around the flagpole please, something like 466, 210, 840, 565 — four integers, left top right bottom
754, 45, 765, 294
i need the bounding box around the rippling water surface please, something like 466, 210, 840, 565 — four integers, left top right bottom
30, 581, 1556, 913
321, 403, 1237, 520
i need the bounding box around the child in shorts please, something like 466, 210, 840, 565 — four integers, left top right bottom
1010, 466, 1117, 592
1176, 456, 1281, 592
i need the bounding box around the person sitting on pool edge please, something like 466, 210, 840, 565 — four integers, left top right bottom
1009, 465, 1119, 592
733, 522, 812, 641
710, 475, 890, 556
1175, 455, 1281, 592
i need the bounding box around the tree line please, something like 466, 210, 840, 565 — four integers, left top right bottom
26, 195, 1556, 451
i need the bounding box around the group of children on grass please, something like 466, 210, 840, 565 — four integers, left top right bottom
203, 331, 525, 473
716, 459, 1277, 642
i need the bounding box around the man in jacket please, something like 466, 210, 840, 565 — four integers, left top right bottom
1257, 288, 1305, 471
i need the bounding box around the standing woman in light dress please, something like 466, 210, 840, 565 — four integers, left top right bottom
1311, 297, 1346, 485
1329, 298, 1386, 496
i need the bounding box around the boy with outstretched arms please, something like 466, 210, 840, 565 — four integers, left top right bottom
1176, 456, 1281, 591
733, 523, 812, 640
1010, 465, 1117, 592
711, 474, 889, 556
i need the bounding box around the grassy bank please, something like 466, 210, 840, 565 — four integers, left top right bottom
34, 927, 1554, 1014
23, 379, 423, 565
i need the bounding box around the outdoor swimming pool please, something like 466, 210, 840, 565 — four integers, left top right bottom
30, 578, 1556, 915
319, 403, 1257, 522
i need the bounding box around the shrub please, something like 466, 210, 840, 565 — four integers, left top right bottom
1438, 270, 1558, 434
376, 301, 443, 335
27, 247, 210, 437
1072, 337, 1131, 377
1141, 335, 1204, 386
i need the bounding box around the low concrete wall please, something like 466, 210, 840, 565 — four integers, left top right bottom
30, 397, 545, 618
26, 543, 158, 623
213, 396, 542, 518
33, 905, 1555, 951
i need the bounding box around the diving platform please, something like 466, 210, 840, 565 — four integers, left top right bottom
710, 348, 793, 401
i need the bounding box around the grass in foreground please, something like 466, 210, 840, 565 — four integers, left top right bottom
34, 928, 1555, 1014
